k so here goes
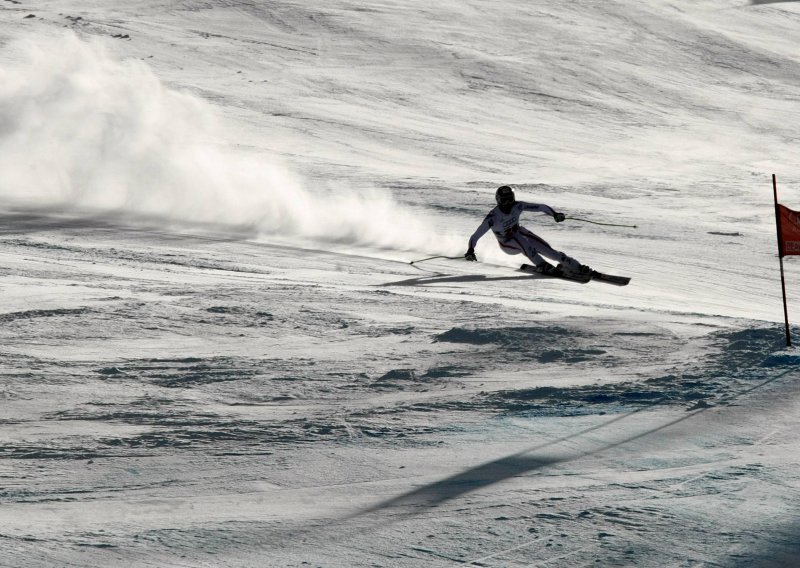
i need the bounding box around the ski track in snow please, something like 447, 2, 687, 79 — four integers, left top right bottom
2, 1, 800, 567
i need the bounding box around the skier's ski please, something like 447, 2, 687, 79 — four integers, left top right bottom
519, 264, 630, 286
589, 271, 631, 286
519, 263, 590, 283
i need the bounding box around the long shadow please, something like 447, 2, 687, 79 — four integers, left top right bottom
351, 368, 798, 522
0, 207, 454, 271
348, 410, 693, 522
349, 410, 647, 521
379, 273, 554, 287
355, 455, 561, 517
0, 208, 256, 243
0, 210, 118, 235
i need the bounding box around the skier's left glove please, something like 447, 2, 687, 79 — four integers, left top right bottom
553, 212, 566, 223
464, 249, 477, 262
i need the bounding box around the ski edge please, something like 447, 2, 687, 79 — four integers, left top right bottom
519, 264, 630, 286
591, 272, 631, 286
518, 264, 591, 283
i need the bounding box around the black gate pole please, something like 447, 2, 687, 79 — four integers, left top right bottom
773, 174, 792, 347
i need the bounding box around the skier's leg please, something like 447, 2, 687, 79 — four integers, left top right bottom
498, 231, 550, 268
497, 239, 525, 257
514, 228, 586, 273
497, 236, 551, 267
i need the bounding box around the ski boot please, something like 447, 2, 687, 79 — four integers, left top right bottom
559, 263, 594, 282
534, 262, 563, 276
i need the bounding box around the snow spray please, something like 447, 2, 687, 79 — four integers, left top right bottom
0, 33, 460, 254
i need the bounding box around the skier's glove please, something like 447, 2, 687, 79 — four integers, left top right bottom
464, 249, 477, 262
554, 212, 566, 223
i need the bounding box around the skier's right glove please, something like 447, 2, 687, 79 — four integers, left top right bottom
554, 212, 566, 223
464, 249, 477, 262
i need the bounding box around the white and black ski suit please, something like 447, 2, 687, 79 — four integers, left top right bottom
467, 201, 583, 272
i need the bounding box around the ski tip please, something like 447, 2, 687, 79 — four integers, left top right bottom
591, 273, 631, 286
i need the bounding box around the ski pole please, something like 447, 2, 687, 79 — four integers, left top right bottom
566, 216, 638, 229
409, 255, 461, 266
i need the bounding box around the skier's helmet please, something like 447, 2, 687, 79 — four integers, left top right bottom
495, 185, 515, 209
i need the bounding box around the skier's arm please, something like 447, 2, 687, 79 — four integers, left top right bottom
465, 215, 492, 260
519, 201, 565, 222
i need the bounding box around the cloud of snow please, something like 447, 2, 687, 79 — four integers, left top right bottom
0, 32, 459, 254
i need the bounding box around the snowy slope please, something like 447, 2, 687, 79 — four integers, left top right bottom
1, 1, 800, 567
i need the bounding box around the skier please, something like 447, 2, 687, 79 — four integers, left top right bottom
464, 185, 592, 278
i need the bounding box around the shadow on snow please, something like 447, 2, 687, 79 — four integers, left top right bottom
351, 366, 797, 522
378, 273, 561, 287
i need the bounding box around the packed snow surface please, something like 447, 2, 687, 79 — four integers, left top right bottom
1, 1, 800, 567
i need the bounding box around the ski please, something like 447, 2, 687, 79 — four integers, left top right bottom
590, 271, 631, 286
518, 264, 590, 283
519, 264, 630, 286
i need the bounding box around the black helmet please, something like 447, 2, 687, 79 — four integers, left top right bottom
495, 185, 515, 209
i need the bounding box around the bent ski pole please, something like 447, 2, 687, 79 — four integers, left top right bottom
566, 216, 638, 229
409, 255, 461, 266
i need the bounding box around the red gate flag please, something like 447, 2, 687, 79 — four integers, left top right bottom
777, 203, 800, 257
